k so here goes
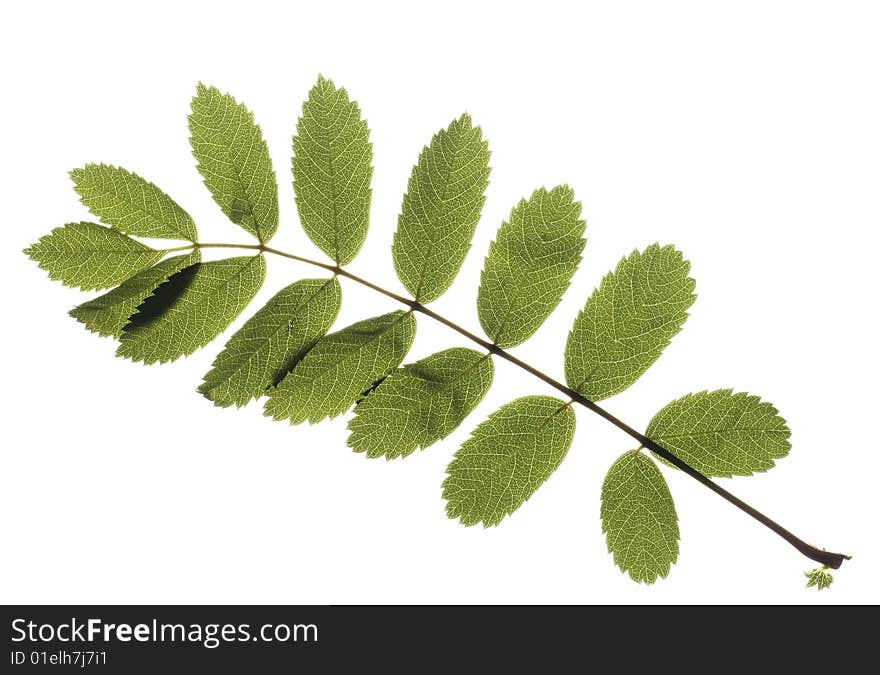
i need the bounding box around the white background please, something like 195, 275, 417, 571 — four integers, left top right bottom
1, 1, 877, 605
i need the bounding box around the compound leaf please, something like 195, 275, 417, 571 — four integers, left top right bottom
601, 450, 680, 584
292, 76, 372, 265
348, 347, 494, 459
117, 255, 266, 364
70, 164, 197, 241
565, 244, 696, 400
647, 389, 792, 477
70, 251, 201, 338
478, 186, 585, 348
443, 395, 575, 527
199, 277, 342, 408
189, 84, 279, 243
392, 114, 490, 303
25, 222, 166, 291
265, 311, 417, 424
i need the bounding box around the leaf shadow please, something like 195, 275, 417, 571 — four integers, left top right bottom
264, 338, 320, 390
122, 262, 201, 332
354, 375, 388, 406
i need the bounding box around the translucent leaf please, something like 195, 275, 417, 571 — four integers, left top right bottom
443, 396, 575, 527
70, 164, 197, 241
199, 277, 342, 408
805, 567, 833, 591
117, 255, 266, 364
189, 84, 279, 243
392, 114, 490, 303
347, 347, 494, 459
565, 244, 696, 400
647, 389, 792, 477
292, 76, 372, 265
70, 251, 201, 338
478, 186, 585, 348
25, 222, 166, 291
601, 450, 679, 584
265, 311, 417, 424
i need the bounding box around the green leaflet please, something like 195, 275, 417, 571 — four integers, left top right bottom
601, 450, 679, 584
647, 389, 792, 477
265, 311, 417, 424
347, 347, 494, 460
117, 255, 266, 364
70, 164, 198, 241
25, 222, 166, 291
199, 277, 342, 408
565, 244, 696, 401
292, 76, 372, 265
392, 114, 490, 303
805, 567, 833, 591
189, 84, 279, 243
443, 395, 575, 527
70, 251, 201, 338
478, 186, 586, 348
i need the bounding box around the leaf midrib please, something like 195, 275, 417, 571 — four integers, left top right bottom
413, 128, 464, 301
653, 427, 789, 440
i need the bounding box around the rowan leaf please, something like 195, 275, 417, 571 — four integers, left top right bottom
26, 80, 834, 591
478, 186, 585, 348
70, 251, 201, 338
199, 277, 342, 408
805, 567, 833, 591
347, 347, 494, 460
443, 396, 575, 527
25, 222, 166, 291
117, 255, 266, 364
392, 114, 490, 303
647, 389, 792, 477
265, 311, 417, 424
565, 244, 696, 400
292, 76, 372, 265
70, 164, 197, 241
189, 84, 279, 243
601, 450, 680, 584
